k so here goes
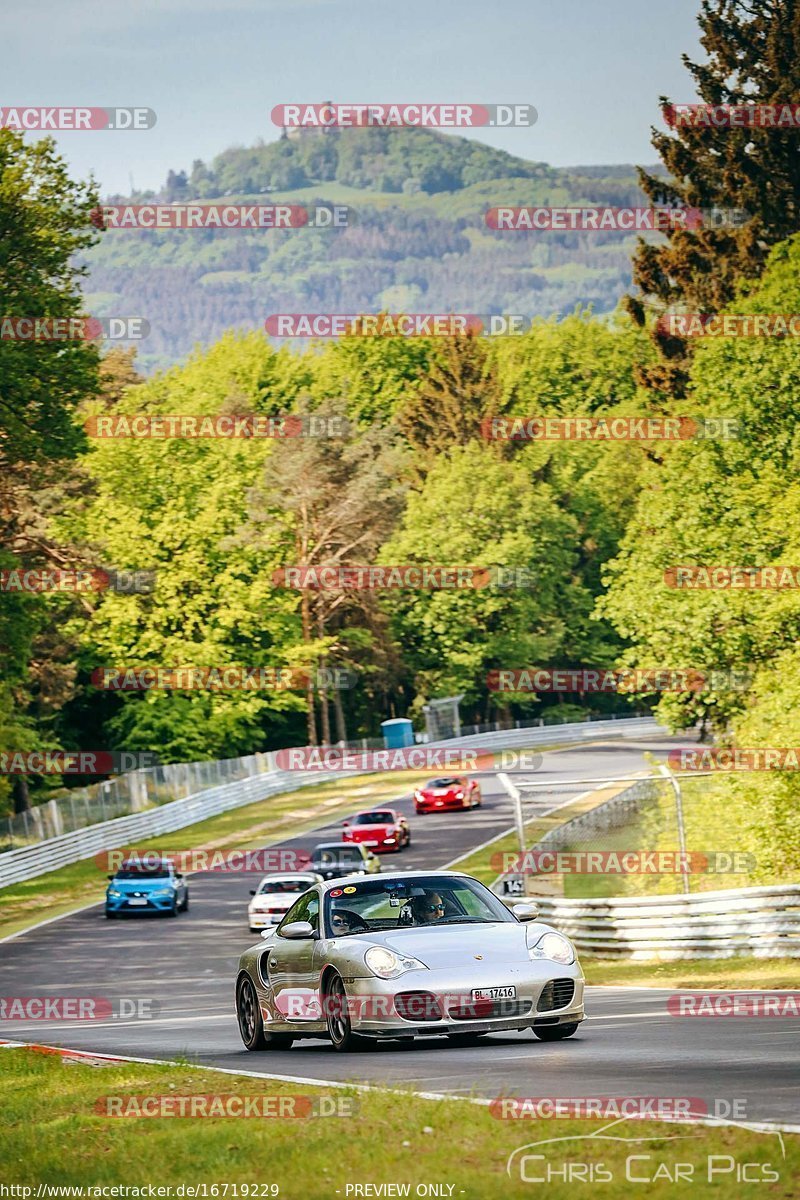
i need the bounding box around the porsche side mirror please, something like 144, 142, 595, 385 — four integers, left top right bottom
512, 902, 539, 921
249, 889, 257, 896
280, 920, 316, 940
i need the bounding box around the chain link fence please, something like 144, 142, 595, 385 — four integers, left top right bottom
1, 752, 270, 851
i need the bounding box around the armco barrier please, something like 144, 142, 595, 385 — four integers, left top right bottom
532, 884, 800, 960
0, 716, 662, 889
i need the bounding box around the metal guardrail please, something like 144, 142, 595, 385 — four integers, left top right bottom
423, 715, 661, 753
533, 885, 800, 960
0, 716, 663, 890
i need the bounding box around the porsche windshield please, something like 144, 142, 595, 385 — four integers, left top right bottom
324, 875, 513, 936
352, 812, 393, 825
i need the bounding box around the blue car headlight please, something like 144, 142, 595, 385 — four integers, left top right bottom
528, 932, 575, 965
107, 889, 123, 899
151, 888, 174, 898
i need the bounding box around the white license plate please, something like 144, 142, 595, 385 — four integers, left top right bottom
127, 898, 148, 906
471, 986, 516, 1001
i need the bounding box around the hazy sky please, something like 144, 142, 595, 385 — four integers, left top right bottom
3, 0, 705, 195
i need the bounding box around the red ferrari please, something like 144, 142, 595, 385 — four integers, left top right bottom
414, 776, 482, 814
341, 808, 410, 853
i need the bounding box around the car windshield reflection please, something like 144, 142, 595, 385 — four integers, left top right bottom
324, 874, 512, 936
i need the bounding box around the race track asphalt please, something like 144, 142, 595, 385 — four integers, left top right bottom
2, 736, 798, 1126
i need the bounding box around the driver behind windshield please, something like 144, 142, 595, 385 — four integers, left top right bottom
328, 908, 365, 935
411, 890, 446, 924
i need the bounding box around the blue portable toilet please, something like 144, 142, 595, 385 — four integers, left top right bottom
381, 718, 414, 749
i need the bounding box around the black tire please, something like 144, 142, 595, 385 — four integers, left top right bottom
447, 1032, 488, 1046
181, 892, 189, 912
533, 1023, 579, 1041
166, 900, 178, 917
104, 909, 116, 919
236, 975, 293, 1052
325, 973, 369, 1052
405, 832, 411, 847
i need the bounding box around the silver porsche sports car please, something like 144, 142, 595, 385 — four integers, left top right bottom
235, 870, 585, 1052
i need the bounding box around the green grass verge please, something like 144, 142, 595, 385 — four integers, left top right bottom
557, 772, 800, 898
0, 769, 439, 940
583, 955, 800, 989
0, 1048, 796, 1197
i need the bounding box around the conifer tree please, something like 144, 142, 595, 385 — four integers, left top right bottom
628, 0, 800, 393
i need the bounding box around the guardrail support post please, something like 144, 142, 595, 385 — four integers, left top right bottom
497, 771, 526, 855
659, 763, 690, 895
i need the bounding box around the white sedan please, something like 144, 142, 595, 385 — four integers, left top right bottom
248, 872, 323, 932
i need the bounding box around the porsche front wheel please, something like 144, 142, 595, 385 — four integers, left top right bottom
325, 973, 368, 1052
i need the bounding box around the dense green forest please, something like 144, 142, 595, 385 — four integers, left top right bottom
4, 0, 800, 890
84, 127, 652, 373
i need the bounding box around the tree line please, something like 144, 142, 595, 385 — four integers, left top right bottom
3, 0, 800, 864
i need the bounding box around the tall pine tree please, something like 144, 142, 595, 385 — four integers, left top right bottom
628, 0, 800, 394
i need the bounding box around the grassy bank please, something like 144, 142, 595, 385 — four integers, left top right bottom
448, 779, 633, 885
557, 772, 800, 898
584, 955, 800, 990
0, 1047, 796, 1198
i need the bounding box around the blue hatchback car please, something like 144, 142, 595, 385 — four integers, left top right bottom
105, 859, 189, 918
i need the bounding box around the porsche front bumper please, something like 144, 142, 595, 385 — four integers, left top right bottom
258, 961, 584, 1039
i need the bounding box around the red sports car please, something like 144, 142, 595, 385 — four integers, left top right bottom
414, 776, 482, 814
341, 808, 410, 853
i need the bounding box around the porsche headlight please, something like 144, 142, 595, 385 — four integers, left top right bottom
529, 932, 575, 965
364, 947, 427, 979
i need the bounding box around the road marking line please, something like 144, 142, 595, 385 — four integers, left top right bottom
0, 1014, 233, 1032
585, 1011, 670, 1020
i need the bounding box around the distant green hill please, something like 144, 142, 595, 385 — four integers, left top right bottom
166, 126, 555, 198
83, 128, 652, 372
